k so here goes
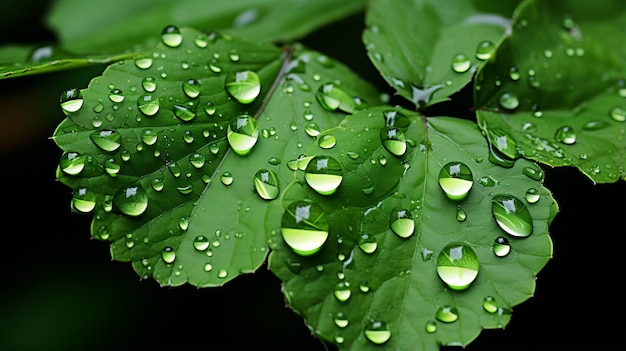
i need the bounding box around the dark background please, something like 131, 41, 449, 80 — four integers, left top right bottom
0, 2, 623, 351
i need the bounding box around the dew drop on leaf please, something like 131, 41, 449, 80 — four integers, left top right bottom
425, 320, 437, 333
364, 320, 391, 344
438, 162, 473, 201
161, 25, 183, 47
182, 78, 201, 98
389, 208, 414, 238
161, 246, 176, 263
609, 106, 625, 122
59, 152, 85, 175
72, 187, 96, 213
193, 236, 210, 251
451, 53, 471, 73
483, 296, 499, 313
317, 133, 337, 149
304, 156, 343, 195
227, 114, 259, 155
225, 70, 261, 104
137, 94, 160, 116
90, 129, 121, 152
315, 83, 356, 113
112, 185, 148, 217
525, 188, 540, 203
491, 194, 533, 237
475, 40, 495, 60
493, 236, 511, 257
498, 92, 519, 110
333, 312, 349, 328
134, 57, 153, 70
280, 201, 329, 256
333, 281, 351, 302
380, 126, 407, 156
435, 305, 459, 323
60, 88, 83, 114
173, 101, 196, 122
253, 168, 280, 200
108, 88, 124, 103
436, 242, 479, 290
357, 233, 377, 254
555, 125, 576, 144
220, 171, 234, 186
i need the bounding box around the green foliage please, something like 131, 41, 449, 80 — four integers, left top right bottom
1, 0, 624, 350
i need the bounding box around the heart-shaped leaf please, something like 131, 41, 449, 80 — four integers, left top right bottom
266, 106, 557, 350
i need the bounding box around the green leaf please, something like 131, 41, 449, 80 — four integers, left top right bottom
266, 106, 557, 350
46, 0, 367, 53
363, 0, 519, 109
52, 26, 384, 287
0, 44, 140, 79
474, 0, 626, 183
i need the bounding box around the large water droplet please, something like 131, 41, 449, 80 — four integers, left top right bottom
137, 94, 160, 116
90, 129, 121, 152
113, 185, 148, 216
475, 40, 495, 60
451, 53, 471, 73
253, 169, 280, 200
358, 234, 377, 254
60, 88, 83, 114
182, 79, 201, 98
161, 246, 176, 263
380, 126, 407, 156
333, 312, 349, 328
227, 114, 259, 155
304, 156, 343, 195
435, 305, 459, 323
491, 194, 533, 237
316, 83, 356, 113
555, 126, 576, 145
174, 101, 196, 122
193, 235, 210, 251
333, 281, 351, 302
60, 152, 86, 175
389, 208, 414, 238
609, 106, 626, 122
161, 25, 183, 47
364, 320, 391, 345
438, 162, 473, 201
225, 70, 261, 104
436, 242, 479, 290
72, 187, 96, 213
499, 92, 519, 110
281, 201, 329, 256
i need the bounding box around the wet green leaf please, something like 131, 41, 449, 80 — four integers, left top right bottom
52, 26, 383, 287
266, 106, 557, 350
363, 0, 519, 109
475, 0, 626, 183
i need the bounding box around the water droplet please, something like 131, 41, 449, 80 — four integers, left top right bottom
492, 194, 533, 237
90, 129, 121, 152
389, 208, 414, 238
316, 83, 356, 113
204, 102, 216, 115
174, 101, 196, 122
555, 126, 576, 144
333, 312, 349, 328
493, 237, 511, 257
438, 162, 473, 201
113, 185, 148, 216
161, 246, 176, 263
220, 171, 233, 186
281, 201, 329, 256
104, 158, 120, 176
304, 156, 343, 195
217, 269, 228, 278
486, 128, 518, 164
134, 57, 153, 70
305, 123, 321, 137
60, 152, 86, 175
227, 114, 259, 155
508, 66, 520, 80
609, 106, 625, 122
475, 40, 495, 60
140, 76, 157, 92
451, 53, 471, 73
161, 25, 183, 47
436, 242, 479, 290
108, 88, 124, 103
380, 127, 407, 156
483, 296, 499, 313
522, 166, 544, 181
193, 236, 210, 251
137, 94, 160, 116
334, 281, 351, 302
141, 129, 157, 145
60, 88, 83, 114
189, 153, 206, 168
499, 92, 519, 110
425, 320, 437, 333
358, 234, 377, 254
225, 70, 261, 104
456, 209, 467, 222
582, 120, 609, 131
253, 169, 280, 200
525, 188, 540, 203
317, 134, 337, 149
436, 305, 459, 323
182, 78, 201, 98
364, 320, 391, 344
72, 188, 96, 213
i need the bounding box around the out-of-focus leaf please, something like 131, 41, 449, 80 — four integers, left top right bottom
52, 26, 384, 287
363, 0, 519, 109
266, 106, 557, 350
46, 0, 367, 53
474, 0, 626, 183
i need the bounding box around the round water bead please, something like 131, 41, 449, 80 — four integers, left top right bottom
304, 155, 343, 195
112, 185, 148, 217
436, 242, 479, 290
227, 114, 259, 156
491, 194, 533, 237
438, 162, 473, 201
253, 168, 280, 200
281, 201, 329, 256
225, 70, 261, 104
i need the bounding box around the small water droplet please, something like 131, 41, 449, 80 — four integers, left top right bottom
316, 83, 356, 113
525, 188, 540, 203
483, 296, 499, 313
189, 153, 206, 168
499, 92, 519, 110
358, 234, 377, 254
333, 312, 349, 328
334, 281, 351, 302
436, 305, 459, 323
161, 246, 176, 263
492, 194, 533, 237
134, 57, 153, 70
438, 162, 473, 201
389, 208, 414, 238
173, 101, 197, 122
220, 171, 234, 186
108, 88, 124, 103
72, 187, 96, 213
253, 169, 280, 200
227, 114, 259, 155
90, 129, 121, 152
161, 25, 183, 47
436, 242, 479, 290
493, 237, 511, 257
425, 320, 437, 333
60, 88, 83, 114
582, 120, 609, 131
113, 185, 148, 216
609, 106, 625, 122
304, 156, 343, 195
456, 208, 467, 222
193, 236, 209, 251
225, 70, 261, 104
364, 320, 391, 344
317, 134, 337, 149
508, 66, 521, 80
182, 78, 201, 98
60, 152, 86, 175
305, 123, 321, 137
475, 40, 495, 60
281, 201, 329, 256
380, 127, 407, 156
217, 268, 228, 278
555, 126, 576, 144
137, 94, 160, 116
451, 53, 471, 73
